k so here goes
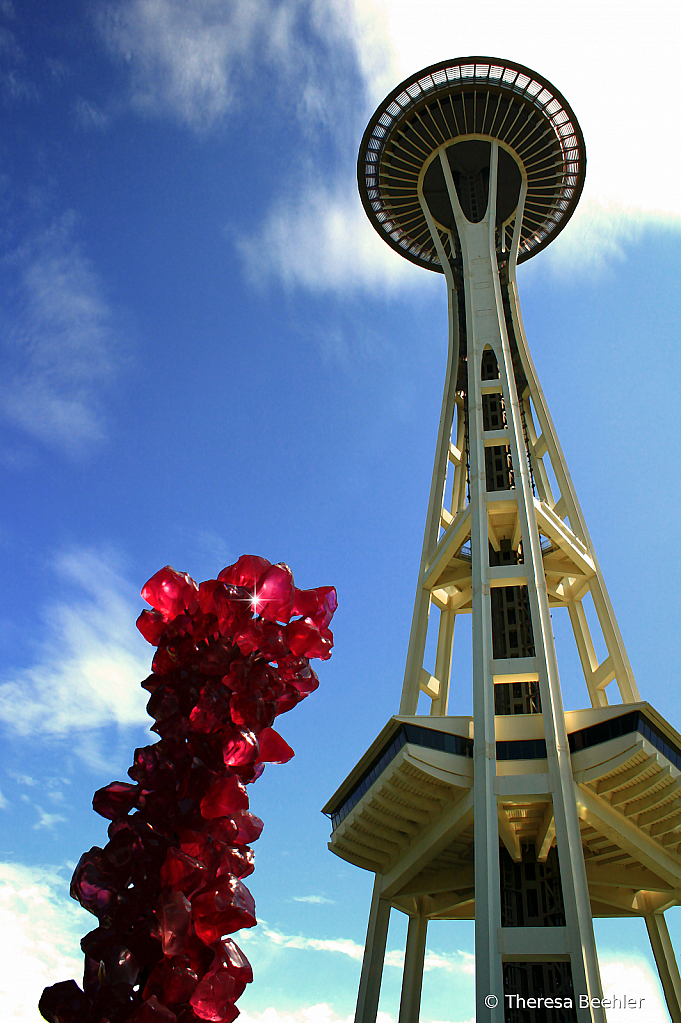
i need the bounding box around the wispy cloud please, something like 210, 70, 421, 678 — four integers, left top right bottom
0, 546, 150, 736
0, 21, 38, 105
239, 920, 474, 975
0, 861, 91, 1021
236, 181, 430, 296
292, 895, 335, 905
73, 96, 109, 130
97, 0, 366, 134
0, 786, 8, 809
33, 807, 68, 830
98, 0, 266, 129
523, 199, 681, 282
0, 214, 119, 455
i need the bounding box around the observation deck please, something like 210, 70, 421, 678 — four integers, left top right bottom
358, 57, 585, 270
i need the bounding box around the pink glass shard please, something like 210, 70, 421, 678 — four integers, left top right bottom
256, 727, 294, 764
156, 891, 192, 955
213, 938, 253, 985
216, 844, 255, 880
92, 781, 139, 820
222, 728, 259, 767
137, 609, 168, 645
253, 563, 294, 623
206, 817, 239, 845
143, 955, 199, 1007
218, 555, 271, 589
192, 876, 256, 938
160, 849, 208, 896
231, 811, 264, 845
229, 690, 274, 731
142, 566, 199, 620
200, 776, 249, 819
190, 973, 241, 1021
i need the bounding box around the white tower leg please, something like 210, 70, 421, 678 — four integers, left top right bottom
645, 911, 681, 1023
398, 912, 428, 1023
355, 876, 391, 1023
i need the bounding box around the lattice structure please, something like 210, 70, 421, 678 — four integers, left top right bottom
324, 57, 681, 1023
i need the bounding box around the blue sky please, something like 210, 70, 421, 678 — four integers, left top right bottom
0, 1, 680, 1021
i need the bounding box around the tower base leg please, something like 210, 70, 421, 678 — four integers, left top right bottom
398, 912, 428, 1023
645, 911, 681, 1023
355, 877, 391, 1023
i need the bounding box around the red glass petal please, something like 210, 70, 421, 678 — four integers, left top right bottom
155, 891, 192, 955
200, 776, 249, 819
213, 938, 253, 985
128, 746, 175, 789
92, 781, 139, 821
218, 555, 271, 589
143, 955, 199, 1008
229, 690, 275, 731
253, 563, 294, 624
142, 567, 199, 620
256, 727, 294, 764
215, 845, 254, 880
160, 849, 208, 896
231, 811, 264, 845
190, 970, 242, 1022
207, 817, 239, 845
192, 877, 256, 937
137, 609, 167, 646
222, 728, 259, 768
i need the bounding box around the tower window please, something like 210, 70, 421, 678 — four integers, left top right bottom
485, 445, 514, 491
482, 392, 507, 431
500, 844, 565, 928
494, 680, 541, 715
481, 348, 499, 380
491, 586, 535, 659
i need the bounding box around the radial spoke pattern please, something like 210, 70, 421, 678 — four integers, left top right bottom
358, 58, 585, 269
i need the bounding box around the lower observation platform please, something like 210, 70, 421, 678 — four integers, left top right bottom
322, 705, 681, 921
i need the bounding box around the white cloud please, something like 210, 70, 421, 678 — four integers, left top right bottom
33, 807, 68, 830
600, 957, 667, 1022
0, 786, 8, 809
97, 0, 366, 133
99, 0, 265, 128
0, 547, 151, 736
241, 0, 681, 291
292, 895, 335, 904
521, 200, 681, 282
239, 920, 475, 976
0, 861, 91, 1023
236, 181, 430, 295
1, 214, 119, 455
73, 96, 109, 130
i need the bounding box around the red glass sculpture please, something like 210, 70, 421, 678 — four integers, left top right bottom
39, 558, 336, 1023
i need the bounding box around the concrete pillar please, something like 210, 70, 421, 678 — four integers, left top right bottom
645, 911, 681, 1023
355, 876, 391, 1023
398, 913, 428, 1023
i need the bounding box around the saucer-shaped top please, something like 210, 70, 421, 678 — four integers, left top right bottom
358, 57, 585, 269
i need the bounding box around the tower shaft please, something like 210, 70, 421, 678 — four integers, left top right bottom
324, 58, 681, 1023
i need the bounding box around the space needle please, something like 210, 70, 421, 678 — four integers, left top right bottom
323, 58, 681, 1022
